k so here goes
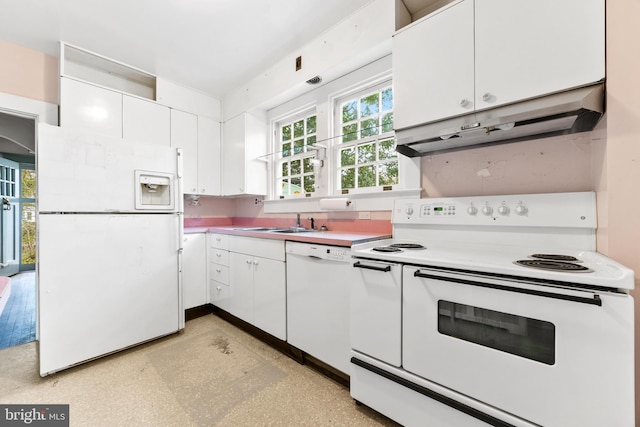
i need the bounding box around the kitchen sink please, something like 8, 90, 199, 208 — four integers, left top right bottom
232, 227, 279, 231
269, 227, 314, 233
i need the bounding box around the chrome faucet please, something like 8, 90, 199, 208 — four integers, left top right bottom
296, 213, 301, 228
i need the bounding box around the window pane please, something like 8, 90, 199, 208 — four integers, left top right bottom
379, 161, 399, 186
291, 159, 301, 175
378, 138, 397, 160
341, 168, 355, 189
303, 158, 313, 173
282, 125, 292, 141
341, 147, 356, 167
361, 118, 379, 137
438, 300, 556, 365
382, 88, 393, 111
282, 142, 291, 157
293, 139, 304, 154
342, 124, 358, 143
306, 135, 316, 148
382, 112, 394, 133
342, 101, 357, 123
360, 93, 379, 117
357, 143, 376, 164
306, 116, 317, 134
290, 177, 302, 194
280, 179, 289, 195
21, 202, 36, 264
21, 170, 36, 198
304, 175, 315, 193
358, 165, 376, 188
294, 120, 305, 138
281, 162, 289, 177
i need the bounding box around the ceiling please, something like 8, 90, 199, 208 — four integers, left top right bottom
0, 0, 375, 99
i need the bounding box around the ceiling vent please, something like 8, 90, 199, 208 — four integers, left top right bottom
306, 76, 322, 85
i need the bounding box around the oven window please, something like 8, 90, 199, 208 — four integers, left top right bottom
438, 300, 555, 365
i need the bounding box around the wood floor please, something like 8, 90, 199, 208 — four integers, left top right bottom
0, 271, 36, 350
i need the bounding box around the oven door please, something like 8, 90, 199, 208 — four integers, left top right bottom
402, 265, 634, 427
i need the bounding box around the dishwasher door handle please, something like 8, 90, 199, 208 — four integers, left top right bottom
353, 261, 392, 272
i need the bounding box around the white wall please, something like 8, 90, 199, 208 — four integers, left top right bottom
222, 0, 395, 120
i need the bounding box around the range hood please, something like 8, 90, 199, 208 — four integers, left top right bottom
395, 84, 604, 157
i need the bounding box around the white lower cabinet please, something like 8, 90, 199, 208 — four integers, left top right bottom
182, 233, 207, 309
226, 236, 286, 340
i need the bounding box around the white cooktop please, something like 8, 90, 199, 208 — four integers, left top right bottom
351, 192, 634, 291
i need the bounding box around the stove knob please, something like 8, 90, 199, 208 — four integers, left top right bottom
482, 205, 493, 216
405, 207, 414, 216
498, 205, 509, 215
467, 205, 478, 215
515, 204, 528, 215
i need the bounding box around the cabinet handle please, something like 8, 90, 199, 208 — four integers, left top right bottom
216, 252, 222, 257
253, 260, 259, 266
201, 189, 205, 193
482, 92, 493, 102
216, 286, 222, 292
215, 268, 222, 273
353, 261, 392, 272
246, 259, 252, 264
459, 98, 470, 108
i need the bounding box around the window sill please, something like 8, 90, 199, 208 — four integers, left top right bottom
263, 188, 422, 214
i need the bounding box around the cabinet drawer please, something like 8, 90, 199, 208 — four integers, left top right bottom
228, 236, 285, 261
209, 233, 229, 250
210, 280, 230, 311
210, 249, 229, 266
209, 263, 229, 285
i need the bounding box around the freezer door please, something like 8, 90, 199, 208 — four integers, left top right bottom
38, 213, 181, 375
37, 124, 178, 213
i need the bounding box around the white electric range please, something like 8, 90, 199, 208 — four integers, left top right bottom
349, 192, 634, 427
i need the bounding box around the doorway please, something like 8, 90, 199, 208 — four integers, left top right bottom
0, 110, 36, 350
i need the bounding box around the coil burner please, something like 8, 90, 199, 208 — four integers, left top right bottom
515, 259, 592, 273
529, 254, 581, 263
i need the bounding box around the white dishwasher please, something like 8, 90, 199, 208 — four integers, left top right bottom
286, 241, 352, 375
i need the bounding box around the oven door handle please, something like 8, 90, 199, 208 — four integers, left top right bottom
414, 270, 603, 306
353, 261, 392, 272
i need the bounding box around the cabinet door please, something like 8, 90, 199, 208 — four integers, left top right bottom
182, 233, 207, 309
229, 252, 254, 323
197, 116, 221, 195
393, 0, 475, 128
171, 110, 199, 194
474, 0, 604, 110
122, 95, 170, 146
60, 77, 123, 137
253, 257, 286, 340
222, 114, 246, 196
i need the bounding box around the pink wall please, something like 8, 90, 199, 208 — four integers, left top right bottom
602, 1, 640, 423
0, 40, 58, 104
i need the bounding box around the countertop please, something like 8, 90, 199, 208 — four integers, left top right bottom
184, 226, 390, 247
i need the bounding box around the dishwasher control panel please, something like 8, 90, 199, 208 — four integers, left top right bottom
286, 241, 351, 262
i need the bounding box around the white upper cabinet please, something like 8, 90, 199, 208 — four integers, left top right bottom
393, 0, 605, 128
393, 0, 475, 129
197, 116, 221, 196
474, 0, 605, 110
170, 111, 221, 196
222, 112, 267, 196
60, 77, 123, 137
122, 95, 170, 146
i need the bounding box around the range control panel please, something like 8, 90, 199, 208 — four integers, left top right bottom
393, 192, 597, 228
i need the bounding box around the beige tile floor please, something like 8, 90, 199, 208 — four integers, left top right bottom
0, 314, 399, 426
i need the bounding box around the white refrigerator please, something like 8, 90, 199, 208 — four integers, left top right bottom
37, 124, 184, 376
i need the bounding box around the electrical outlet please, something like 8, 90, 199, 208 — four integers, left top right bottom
358, 211, 371, 220
254, 198, 263, 206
